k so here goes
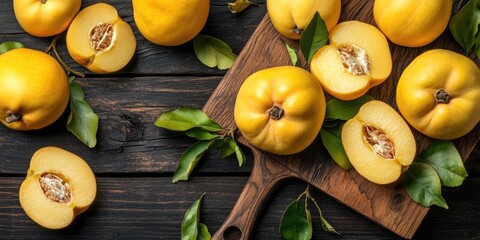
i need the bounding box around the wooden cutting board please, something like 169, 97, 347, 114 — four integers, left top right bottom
202, 2, 479, 239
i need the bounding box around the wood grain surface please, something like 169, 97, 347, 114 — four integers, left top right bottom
0, 0, 478, 239
202, 1, 480, 239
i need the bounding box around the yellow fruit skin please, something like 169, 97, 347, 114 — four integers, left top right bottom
267, 0, 341, 39
132, 0, 210, 46
234, 66, 326, 155
374, 0, 452, 47
19, 147, 97, 229
0, 48, 69, 130
396, 49, 480, 140
13, 0, 81, 37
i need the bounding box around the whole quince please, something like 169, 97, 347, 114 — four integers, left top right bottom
374, 0, 452, 47
0, 48, 69, 130
396, 49, 480, 140
267, 0, 341, 39
234, 66, 326, 155
13, 0, 81, 37
132, 0, 210, 46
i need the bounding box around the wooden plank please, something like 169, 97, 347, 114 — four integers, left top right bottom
0, 76, 253, 175
0, 177, 479, 239
0, 0, 267, 76
202, 1, 479, 238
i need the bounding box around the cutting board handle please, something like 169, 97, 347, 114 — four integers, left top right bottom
212, 149, 294, 240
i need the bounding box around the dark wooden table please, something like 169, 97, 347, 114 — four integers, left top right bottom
0, 1, 479, 239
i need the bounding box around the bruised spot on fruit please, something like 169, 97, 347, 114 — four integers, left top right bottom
268, 105, 284, 120
39, 173, 72, 204
363, 125, 395, 159
435, 88, 450, 103
90, 22, 115, 54
338, 45, 370, 76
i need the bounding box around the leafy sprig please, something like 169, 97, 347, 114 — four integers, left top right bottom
404, 141, 468, 209
449, 0, 480, 58
155, 107, 245, 183
181, 193, 211, 240
280, 185, 339, 240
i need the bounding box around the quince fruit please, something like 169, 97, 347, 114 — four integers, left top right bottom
0, 48, 69, 130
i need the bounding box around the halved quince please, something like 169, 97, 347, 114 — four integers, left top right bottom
310, 21, 392, 100
66, 3, 136, 74
342, 101, 416, 185
19, 147, 97, 229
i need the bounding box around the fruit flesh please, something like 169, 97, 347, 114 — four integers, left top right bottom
66, 3, 136, 74
19, 147, 96, 229
342, 101, 416, 184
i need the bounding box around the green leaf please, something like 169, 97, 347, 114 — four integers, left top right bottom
285, 43, 298, 66
325, 95, 374, 120
300, 12, 328, 64
417, 141, 468, 187
0, 41, 24, 54
321, 118, 342, 128
227, 0, 258, 13
220, 138, 236, 159
234, 143, 246, 167
320, 125, 352, 170
404, 162, 449, 209
193, 35, 237, 70
449, 0, 480, 52
186, 128, 220, 140
198, 223, 211, 240
308, 194, 339, 235
181, 193, 205, 240
173, 140, 219, 183
155, 107, 223, 132
66, 77, 99, 148
280, 199, 312, 240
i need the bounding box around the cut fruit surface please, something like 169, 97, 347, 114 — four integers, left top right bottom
19, 147, 97, 229
342, 101, 416, 184
66, 3, 136, 74
310, 21, 392, 100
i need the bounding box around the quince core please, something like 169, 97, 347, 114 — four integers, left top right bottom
342, 101, 416, 185
66, 3, 136, 74
310, 21, 392, 100
19, 147, 97, 229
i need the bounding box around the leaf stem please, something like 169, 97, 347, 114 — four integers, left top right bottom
46, 35, 85, 78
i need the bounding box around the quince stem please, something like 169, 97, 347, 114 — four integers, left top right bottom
45, 35, 85, 78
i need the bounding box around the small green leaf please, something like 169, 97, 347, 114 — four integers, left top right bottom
186, 128, 220, 140
173, 140, 219, 183
325, 95, 374, 120
320, 125, 352, 170
66, 77, 99, 148
181, 193, 205, 240
220, 138, 236, 159
285, 43, 298, 66
417, 141, 468, 187
404, 162, 449, 209
0, 41, 24, 54
193, 35, 237, 70
198, 223, 211, 240
280, 199, 312, 240
234, 144, 246, 167
155, 107, 223, 132
308, 194, 339, 235
300, 12, 328, 64
321, 118, 342, 128
227, 0, 258, 13
449, 0, 480, 52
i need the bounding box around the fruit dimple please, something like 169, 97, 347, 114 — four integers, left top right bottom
338, 45, 370, 76
39, 173, 72, 204
89, 22, 115, 54
363, 125, 395, 159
